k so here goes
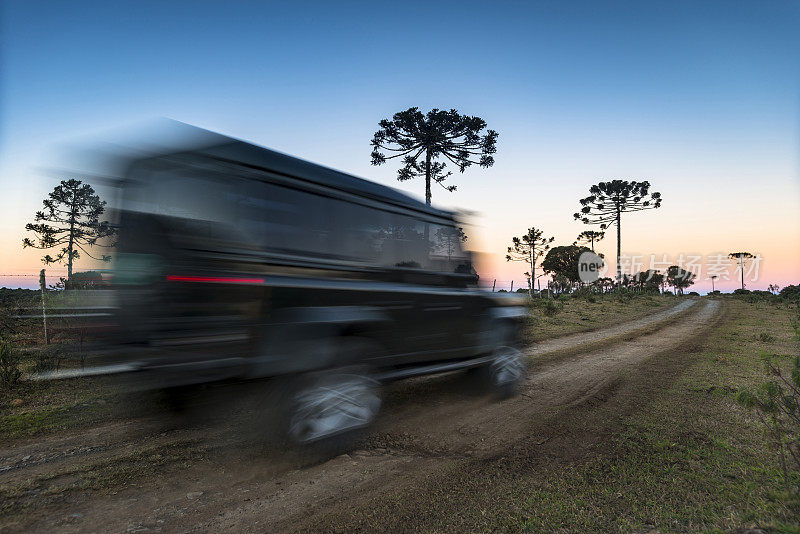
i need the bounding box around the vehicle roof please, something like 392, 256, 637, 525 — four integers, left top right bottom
124, 123, 454, 220
198, 139, 454, 219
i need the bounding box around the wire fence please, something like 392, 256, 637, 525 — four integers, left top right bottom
2, 272, 535, 292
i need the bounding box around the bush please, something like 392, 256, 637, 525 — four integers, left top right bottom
759, 332, 776, 343
733, 288, 751, 295
737, 354, 800, 492
780, 284, 800, 301
50, 270, 110, 291
31, 346, 64, 373
739, 305, 800, 492
688, 291, 699, 296
542, 298, 563, 316
0, 338, 22, 387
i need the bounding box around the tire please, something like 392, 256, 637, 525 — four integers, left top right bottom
482, 345, 526, 399
473, 321, 526, 399
286, 367, 381, 445
284, 338, 382, 454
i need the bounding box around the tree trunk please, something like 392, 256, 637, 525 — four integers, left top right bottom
67, 190, 77, 280
39, 269, 49, 345
528, 246, 534, 297
740, 256, 745, 290
67, 234, 74, 279
424, 149, 432, 206
531, 243, 536, 295
615, 209, 622, 284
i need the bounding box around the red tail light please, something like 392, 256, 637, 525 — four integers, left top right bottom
166, 275, 265, 284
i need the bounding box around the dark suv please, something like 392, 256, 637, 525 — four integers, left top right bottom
107, 127, 527, 443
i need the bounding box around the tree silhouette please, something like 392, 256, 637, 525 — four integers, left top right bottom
728, 252, 754, 290
631, 269, 664, 292
574, 180, 662, 282
370, 107, 498, 205
433, 226, 467, 260
506, 227, 554, 296
573, 230, 605, 252
542, 245, 596, 285
23, 179, 115, 279
666, 265, 696, 295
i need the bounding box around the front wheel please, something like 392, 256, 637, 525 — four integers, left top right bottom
473, 345, 526, 399
490, 346, 526, 398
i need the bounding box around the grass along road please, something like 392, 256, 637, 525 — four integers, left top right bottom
523, 293, 682, 344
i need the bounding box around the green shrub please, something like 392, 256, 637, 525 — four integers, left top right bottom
543, 298, 563, 316
31, 346, 64, 373
0, 338, 22, 387
779, 284, 800, 301
737, 354, 800, 492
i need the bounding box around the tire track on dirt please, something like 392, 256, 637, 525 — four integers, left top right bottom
527, 298, 697, 358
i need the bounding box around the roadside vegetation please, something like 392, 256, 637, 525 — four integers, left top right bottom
517, 297, 800, 531
522, 291, 679, 344
0, 288, 120, 442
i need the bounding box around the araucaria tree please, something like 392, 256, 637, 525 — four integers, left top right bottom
574, 230, 605, 252
370, 107, 498, 205
574, 180, 662, 283
728, 252, 754, 290
506, 227, 554, 295
23, 179, 115, 279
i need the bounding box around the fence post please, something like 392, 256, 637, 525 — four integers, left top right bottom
510, 280, 514, 293
39, 269, 49, 345
492, 279, 496, 292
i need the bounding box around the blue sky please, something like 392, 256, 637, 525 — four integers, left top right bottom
2, 1, 799, 290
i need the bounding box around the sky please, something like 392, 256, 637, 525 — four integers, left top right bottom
1, 0, 799, 292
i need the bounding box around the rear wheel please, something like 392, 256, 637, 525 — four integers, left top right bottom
287, 367, 381, 445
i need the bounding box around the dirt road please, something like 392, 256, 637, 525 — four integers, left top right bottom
0, 299, 719, 532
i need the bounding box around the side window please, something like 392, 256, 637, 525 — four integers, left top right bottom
132, 164, 236, 223
334, 201, 387, 262
375, 214, 429, 269
236, 179, 334, 258
428, 224, 469, 273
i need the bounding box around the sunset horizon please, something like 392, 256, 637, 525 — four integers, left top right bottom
2, 1, 798, 292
